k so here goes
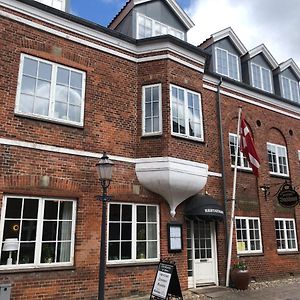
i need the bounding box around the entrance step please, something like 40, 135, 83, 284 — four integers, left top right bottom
190, 286, 233, 299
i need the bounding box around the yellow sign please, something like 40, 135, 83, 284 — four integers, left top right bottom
237, 242, 246, 252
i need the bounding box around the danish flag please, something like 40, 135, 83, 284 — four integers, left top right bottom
240, 114, 260, 176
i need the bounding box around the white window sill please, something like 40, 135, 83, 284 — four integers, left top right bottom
15, 111, 84, 128
171, 133, 204, 143
0, 265, 75, 273
269, 172, 289, 178
107, 259, 159, 267
142, 132, 162, 137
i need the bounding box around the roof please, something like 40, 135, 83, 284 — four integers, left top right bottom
242, 44, 278, 70
274, 58, 300, 81
108, 0, 194, 30
199, 27, 247, 56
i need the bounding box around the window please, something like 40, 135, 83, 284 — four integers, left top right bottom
251, 63, 272, 92
108, 203, 159, 263
282, 76, 300, 103
229, 133, 251, 170
215, 47, 239, 80
267, 143, 289, 176
0, 196, 76, 268
142, 84, 162, 135
275, 218, 298, 252
137, 14, 184, 40
170, 85, 203, 141
235, 217, 262, 254
34, 0, 65, 11
16, 54, 85, 126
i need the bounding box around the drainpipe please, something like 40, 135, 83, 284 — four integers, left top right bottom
216, 77, 229, 284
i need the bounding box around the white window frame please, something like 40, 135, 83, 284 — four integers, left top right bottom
0, 195, 76, 270
281, 75, 300, 103
142, 84, 162, 136
107, 202, 160, 265
215, 47, 240, 81
34, 0, 66, 11
229, 133, 251, 171
136, 13, 184, 40
267, 142, 289, 177
235, 217, 263, 255
251, 63, 273, 92
170, 84, 204, 142
275, 218, 298, 252
15, 53, 86, 127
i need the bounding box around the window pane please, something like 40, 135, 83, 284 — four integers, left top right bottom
109, 223, 120, 241
137, 242, 146, 259
57, 242, 71, 262
41, 243, 55, 263
121, 242, 131, 259
55, 85, 68, 102
69, 105, 81, 122
55, 102, 68, 119
23, 58, 38, 76
19, 94, 34, 113
137, 224, 146, 240
6, 198, 22, 218
38, 62, 52, 81
137, 206, 146, 222
19, 243, 35, 264
122, 205, 132, 221
23, 199, 39, 219
57, 67, 69, 85
70, 71, 82, 89
69, 88, 81, 105
109, 204, 120, 221
34, 98, 49, 116
58, 221, 72, 240
44, 201, 58, 219
42, 221, 57, 241
59, 202, 73, 220
108, 242, 119, 260
21, 221, 37, 241
147, 206, 156, 222
3, 220, 20, 239
21, 76, 36, 94
148, 224, 157, 240
148, 241, 157, 258
121, 223, 132, 240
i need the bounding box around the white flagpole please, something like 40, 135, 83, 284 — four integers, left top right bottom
225, 107, 242, 287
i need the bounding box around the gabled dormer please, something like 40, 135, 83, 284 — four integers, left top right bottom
241, 44, 277, 93
199, 27, 247, 81
33, 0, 69, 11
108, 0, 194, 41
274, 59, 300, 104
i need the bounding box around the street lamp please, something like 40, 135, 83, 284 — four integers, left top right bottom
96, 152, 114, 300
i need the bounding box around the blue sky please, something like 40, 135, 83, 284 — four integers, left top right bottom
70, 0, 191, 27
69, 0, 300, 65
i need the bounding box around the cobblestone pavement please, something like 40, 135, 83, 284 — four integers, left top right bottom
120, 276, 300, 300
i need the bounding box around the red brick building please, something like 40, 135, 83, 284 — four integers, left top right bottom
0, 0, 299, 299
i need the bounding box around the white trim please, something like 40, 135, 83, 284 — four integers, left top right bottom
275, 218, 298, 253
170, 84, 204, 142
0, 137, 220, 177
142, 83, 162, 136
275, 58, 300, 80
15, 53, 86, 127
245, 44, 278, 70
235, 216, 263, 255
298, 150, 300, 161
203, 76, 300, 120
280, 75, 300, 103
250, 62, 273, 93
0, 2, 205, 68
211, 27, 247, 55
267, 142, 289, 177
215, 47, 240, 81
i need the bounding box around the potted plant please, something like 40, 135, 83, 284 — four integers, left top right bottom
231, 260, 250, 290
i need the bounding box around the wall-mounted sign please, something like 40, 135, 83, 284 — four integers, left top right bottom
150, 260, 182, 300
167, 223, 183, 252
277, 182, 299, 208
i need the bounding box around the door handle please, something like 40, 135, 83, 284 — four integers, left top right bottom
200, 259, 207, 262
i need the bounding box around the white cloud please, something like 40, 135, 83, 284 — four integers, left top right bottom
186, 0, 300, 66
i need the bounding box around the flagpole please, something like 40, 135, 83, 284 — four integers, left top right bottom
225, 107, 242, 287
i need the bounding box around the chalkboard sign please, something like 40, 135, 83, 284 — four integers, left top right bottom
150, 260, 182, 300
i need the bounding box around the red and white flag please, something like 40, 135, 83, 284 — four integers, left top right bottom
240, 114, 260, 176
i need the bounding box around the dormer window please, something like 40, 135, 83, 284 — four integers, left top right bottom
215, 47, 239, 80
33, 0, 66, 11
281, 76, 300, 103
251, 63, 273, 92
137, 14, 184, 40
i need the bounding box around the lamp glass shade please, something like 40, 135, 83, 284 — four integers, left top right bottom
96, 153, 114, 181
2, 238, 18, 251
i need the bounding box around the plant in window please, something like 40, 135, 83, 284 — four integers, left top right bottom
42, 244, 54, 263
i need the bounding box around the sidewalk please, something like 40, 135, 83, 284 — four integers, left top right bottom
119, 276, 300, 300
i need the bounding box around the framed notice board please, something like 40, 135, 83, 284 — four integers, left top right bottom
150, 260, 182, 300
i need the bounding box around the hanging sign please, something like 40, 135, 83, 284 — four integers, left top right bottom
150, 260, 182, 300
277, 182, 299, 208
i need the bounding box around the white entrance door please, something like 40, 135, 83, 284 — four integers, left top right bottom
187, 219, 218, 288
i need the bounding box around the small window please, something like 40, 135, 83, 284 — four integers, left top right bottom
267, 143, 289, 176
235, 217, 262, 254
137, 14, 184, 40
275, 218, 298, 252
229, 133, 251, 170
216, 47, 239, 80
170, 85, 203, 141
0, 196, 76, 268
33, 0, 65, 11
16, 54, 85, 126
281, 76, 300, 103
251, 63, 272, 92
142, 84, 162, 135
108, 203, 159, 263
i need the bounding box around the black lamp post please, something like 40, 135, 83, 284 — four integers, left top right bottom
96, 152, 114, 300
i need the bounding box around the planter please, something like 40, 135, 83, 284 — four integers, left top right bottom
231, 269, 250, 290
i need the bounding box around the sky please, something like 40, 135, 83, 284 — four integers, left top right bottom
70, 0, 300, 66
